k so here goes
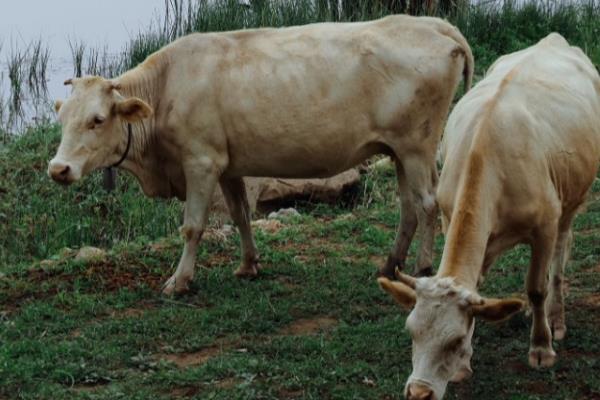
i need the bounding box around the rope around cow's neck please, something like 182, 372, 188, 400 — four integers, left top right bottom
111, 123, 132, 168
103, 123, 132, 192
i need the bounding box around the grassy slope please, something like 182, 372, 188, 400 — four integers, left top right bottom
0, 126, 183, 265
0, 129, 598, 399
1, 2, 599, 396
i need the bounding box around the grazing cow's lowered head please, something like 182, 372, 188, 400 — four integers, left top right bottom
379, 271, 525, 400
48, 76, 152, 184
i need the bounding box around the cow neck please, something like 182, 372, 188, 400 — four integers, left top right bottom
115, 53, 169, 165
110, 53, 172, 198
436, 148, 498, 291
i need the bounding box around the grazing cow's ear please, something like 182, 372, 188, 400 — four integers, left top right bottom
116, 97, 153, 122
378, 277, 416, 310
54, 100, 63, 113
471, 297, 525, 322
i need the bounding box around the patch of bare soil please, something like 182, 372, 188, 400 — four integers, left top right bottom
278, 388, 305, 398
159, 346, 220, 368
275, 276, 300, 290
70, 328, 82, 338
202, 253, 234, 269
170, 385, 202, 398
72, 384, 105, 393
368, 254, 386, 266
279, 316, 338, 336
28, 260, 166, 293
587, 264, 600, 273
507, 360, 530, 373
524, 381, 551, 395
215, 377, 241, 389
72, 379, 110, 393
581, 294, 600, 307
252, 219, 285, 234
110, 307, 148, 318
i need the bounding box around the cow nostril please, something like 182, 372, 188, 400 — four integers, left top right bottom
49, 163, 72, 182
58, 165, 70, 177
408, 384, 434, 400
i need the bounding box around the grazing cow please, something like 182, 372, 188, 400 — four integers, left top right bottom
379, 33, 600, 400
48, 15, 473, 295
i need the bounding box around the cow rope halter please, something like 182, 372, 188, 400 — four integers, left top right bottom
111, 123, 133, 168
103, 123, 132, 192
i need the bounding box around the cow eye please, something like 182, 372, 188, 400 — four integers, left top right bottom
93, 116, 105, 126
444, 337, 464, 352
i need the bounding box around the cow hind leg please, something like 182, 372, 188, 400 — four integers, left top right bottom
401, 153, 439, 277
546, 228, 573, 341
380, 159, 419, 278
413, 162, 438, 277
527, 223, 558, 368
220, 177, 261, 278
162, 159, 220, 296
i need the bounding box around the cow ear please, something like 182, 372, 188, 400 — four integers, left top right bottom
116, 97, 153, 122
378, 277, 416, 310
471, 297, 525, 322
54, 100, 63, 113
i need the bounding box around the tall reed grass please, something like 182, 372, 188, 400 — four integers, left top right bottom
114, 0, 599, 77
1, 40, 51, 138
1, 0, 599, 136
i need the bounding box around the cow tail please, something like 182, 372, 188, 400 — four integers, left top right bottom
444, 26, 474, 93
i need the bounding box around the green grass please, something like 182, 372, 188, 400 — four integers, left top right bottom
0, 125, 182, 265
0, 127, 599, 399
1, 1, 600, 398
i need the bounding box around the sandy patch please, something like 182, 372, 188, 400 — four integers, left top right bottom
279, 317, 338, 336
159, 347, 220, 368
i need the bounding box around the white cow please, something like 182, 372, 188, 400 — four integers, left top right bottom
380, 33, 600, 400
48, 15, 473, 295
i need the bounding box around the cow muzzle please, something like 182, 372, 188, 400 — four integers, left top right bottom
48, 160, 75, 185
406, 383, 435, 400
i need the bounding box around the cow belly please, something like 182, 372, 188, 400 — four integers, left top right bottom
224, 136, 388, 178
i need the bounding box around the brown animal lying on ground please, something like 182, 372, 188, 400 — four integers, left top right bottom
48, 15, 472, 295
380, 33, 600, 400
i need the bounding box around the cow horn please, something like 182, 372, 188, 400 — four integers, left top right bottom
395, 267, 417, 289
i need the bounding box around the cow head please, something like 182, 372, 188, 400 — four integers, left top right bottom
378, 271, 524, 400
48, 76, 152, 185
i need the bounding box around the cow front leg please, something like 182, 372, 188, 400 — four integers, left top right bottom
546, 228, 572, 341
162, 160, 220, 296
219, 177, 261, 278
527, 225, 558, 368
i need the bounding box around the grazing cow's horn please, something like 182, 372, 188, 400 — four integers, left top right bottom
464, 292, 484, 307
395, 267, 417, 289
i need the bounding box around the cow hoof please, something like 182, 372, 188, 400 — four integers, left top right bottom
551, 323, 567, 341
415, 266, 434, 277
528, 347, 556, 368
378, 259, 402, 280
234, 263, 260, 278
161, 275, 191, 296
377, 268, 396, 280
